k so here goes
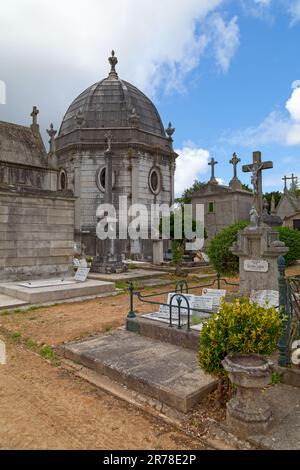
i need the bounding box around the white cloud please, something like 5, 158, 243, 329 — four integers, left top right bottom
286, 87, 300, 121
207, 14, 240, 72
174, 143, 210, 195
222, 83, 300, 147
254, 0, 272, 5
288, 0, 300, 24
0, 0, 244, 140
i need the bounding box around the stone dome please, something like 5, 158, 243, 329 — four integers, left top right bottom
59, 51, 166, 138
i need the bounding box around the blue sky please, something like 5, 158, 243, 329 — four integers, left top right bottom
0, 0, 300, 196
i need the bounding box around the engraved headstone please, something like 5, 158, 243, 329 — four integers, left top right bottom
74, 267, 90, 282
244, 259, 269, 273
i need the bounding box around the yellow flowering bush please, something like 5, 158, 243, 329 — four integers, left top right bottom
199, 297, 283, 377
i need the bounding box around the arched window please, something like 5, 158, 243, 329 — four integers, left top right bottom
59, 169, 67, 190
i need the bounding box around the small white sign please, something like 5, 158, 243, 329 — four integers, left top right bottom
244, 259, 269, 273
0, 340, 6, 365
74, 267, 90, 282
250, 290, 279, 308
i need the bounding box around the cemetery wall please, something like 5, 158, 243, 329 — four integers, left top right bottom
0, 189, 75, 281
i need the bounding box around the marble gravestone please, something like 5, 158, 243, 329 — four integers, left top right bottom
231, 151, 288, 295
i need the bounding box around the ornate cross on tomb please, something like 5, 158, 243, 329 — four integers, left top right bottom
30, 106, 39, 126
282, 175, 292, 191
229, 152, 241, 179
47, 123, 57, 155
291, 173, 298, 190
242, 151, 273, 223
208, 157, 218, 184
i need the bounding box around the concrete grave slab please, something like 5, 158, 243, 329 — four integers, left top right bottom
0, 278, 115, 304
61, 329, 219, 413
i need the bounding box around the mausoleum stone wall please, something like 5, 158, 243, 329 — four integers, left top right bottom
0, 189, 75, 281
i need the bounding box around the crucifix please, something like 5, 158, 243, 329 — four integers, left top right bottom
242, 151, 273, 223
30, 106, 39, 126
208, 157, 218, 183
229, 152, 241, 179
282, 175, 292, 191
291, 173, 298, 190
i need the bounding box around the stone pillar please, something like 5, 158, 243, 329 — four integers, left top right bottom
231, 226, 288, 295
153, 240, 163, 265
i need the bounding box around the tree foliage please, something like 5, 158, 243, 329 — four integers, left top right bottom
175, 179, 206, 205
277, 226, 300, 265
207, 221, 248, 275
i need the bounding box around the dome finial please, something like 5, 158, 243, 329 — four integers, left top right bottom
108, 50, 118, 78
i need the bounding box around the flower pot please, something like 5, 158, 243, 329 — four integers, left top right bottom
222, 353, 273, 437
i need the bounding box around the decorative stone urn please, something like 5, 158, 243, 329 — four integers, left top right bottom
222, 353, 273, 437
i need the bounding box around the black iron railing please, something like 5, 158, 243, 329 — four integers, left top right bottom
127, 274, 239, 331
277, 256, 300, 367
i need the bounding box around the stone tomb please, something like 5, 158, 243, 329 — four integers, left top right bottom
142, 288, 226, 329
0, 277, 115, 304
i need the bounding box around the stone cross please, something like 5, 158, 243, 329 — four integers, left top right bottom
291, 173, 298, 190
31, 106, 39, 126
47, 123, 57, 154
242, 151, 273, 222
208, 157, 218, 184
282, 175, 292, 191
229, 152, 241, 179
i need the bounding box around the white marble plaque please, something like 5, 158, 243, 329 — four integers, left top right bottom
0, 340, 6, 365
192, 295, 213, 311
250, 289, 279, 308
74, 267, 90, 282
244, 259, 269, 273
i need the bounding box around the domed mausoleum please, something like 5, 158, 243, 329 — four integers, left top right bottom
56, 51, 177, 265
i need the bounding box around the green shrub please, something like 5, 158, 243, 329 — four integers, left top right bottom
277, 226, 300, 265
207, 221, 248, 275
199, 297, 283, 377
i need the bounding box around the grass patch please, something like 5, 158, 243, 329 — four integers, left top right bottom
25, 338, 39, 351
104, 324, 112, 333
271, 372, 282, 385
8, 331, 22, 342
115, 281, 129, 290
0, 310, 10, 316
191, 316, 205, 326
40, 345, 60, 365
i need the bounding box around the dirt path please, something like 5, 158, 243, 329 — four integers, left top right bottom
0, 339, 207, 450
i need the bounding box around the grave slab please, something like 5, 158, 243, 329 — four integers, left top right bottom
61, 329, 219, 413
0, 294, 29, 310
0, 278, 115, 304
88, 269, 168, 282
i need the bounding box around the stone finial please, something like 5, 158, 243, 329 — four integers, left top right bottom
105, 130, 113, 152
208, 157, 218, 184
47, 123, 57, 155
165, 122, 175, 140
30, 106, 39, 127
108, 50, 118, 78
129, 108, 140, 127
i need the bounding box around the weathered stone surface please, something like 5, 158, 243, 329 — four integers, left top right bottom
61, 329, 219, 413
0, 190, 75, 281
0, 278, 115, 303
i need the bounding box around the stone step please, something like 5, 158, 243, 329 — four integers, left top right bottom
0, 278, 115, 304
60, 329, 219, 413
